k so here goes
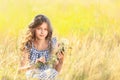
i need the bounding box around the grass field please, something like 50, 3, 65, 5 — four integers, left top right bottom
0, 0, 120, 80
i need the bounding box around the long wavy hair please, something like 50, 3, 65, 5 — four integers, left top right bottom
20, 14, 53, 53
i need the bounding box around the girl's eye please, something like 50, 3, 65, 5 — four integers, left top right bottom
37, 28, 41, 30
44, 28, 48, 31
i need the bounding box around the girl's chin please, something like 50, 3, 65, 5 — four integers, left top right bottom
37, 37, 46, 40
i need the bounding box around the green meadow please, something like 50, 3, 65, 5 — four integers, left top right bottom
0, 0, 120, 80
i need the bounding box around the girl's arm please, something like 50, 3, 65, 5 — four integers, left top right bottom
54, 43, 64, 72
52, 39, 64, 72
54, 53, 64, 72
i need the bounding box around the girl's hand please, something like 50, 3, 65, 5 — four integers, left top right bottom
57, 52, 64, 64
36, 56, 46, 64
54, 51, 64, 72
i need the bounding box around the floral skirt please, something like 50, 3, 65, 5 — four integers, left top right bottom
26, 68, 58, 80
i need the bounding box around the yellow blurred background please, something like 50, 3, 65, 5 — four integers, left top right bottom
0, 0, 120, 37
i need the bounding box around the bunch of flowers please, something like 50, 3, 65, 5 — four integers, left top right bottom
47, 38, 70, 67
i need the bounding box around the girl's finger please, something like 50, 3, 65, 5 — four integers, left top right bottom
60, 51, 64, 55
57, 53, 64, 59
58, 52, 64, 57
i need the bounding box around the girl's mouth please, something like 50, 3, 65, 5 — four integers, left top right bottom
40, 35, 44, 37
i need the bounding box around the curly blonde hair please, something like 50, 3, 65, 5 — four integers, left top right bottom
20, 14, 53, 53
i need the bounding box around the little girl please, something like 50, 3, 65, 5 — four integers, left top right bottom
19, 14, 64, 80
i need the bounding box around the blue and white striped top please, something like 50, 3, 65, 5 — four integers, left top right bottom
26, 37, 58, 80
28, 37, 57, 71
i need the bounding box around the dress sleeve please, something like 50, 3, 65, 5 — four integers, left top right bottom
51, 37, 57, 48
25, 42, 31, 50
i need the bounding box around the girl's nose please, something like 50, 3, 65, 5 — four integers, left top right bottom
41, 30, 44, 34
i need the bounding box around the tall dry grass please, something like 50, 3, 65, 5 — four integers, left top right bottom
0, 29, 120, 80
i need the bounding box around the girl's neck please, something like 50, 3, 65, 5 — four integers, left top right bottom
35, 39, 48, 45
34, 39, 49, 50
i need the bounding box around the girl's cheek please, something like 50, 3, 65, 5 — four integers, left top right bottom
37, 30, 41, 34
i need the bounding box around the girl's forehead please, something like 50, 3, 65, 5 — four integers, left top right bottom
37, 22, 48, 28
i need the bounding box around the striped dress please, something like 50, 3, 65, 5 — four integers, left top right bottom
26, 37, 58, 80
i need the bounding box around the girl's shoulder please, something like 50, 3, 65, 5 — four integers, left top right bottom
25, 42, 32, 50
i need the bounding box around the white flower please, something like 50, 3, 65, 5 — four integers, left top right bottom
60, 38, 69, 46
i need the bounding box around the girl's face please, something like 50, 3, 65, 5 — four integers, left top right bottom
35, 22, 48, 40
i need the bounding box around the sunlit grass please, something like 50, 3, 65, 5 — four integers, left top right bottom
1, 29, 120, 80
